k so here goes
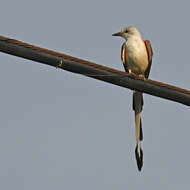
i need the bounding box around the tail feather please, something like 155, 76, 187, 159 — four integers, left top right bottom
133, 92, 143, 141
140, 118, 143, 141
133, 92, 143, 111
135, 144, 143, 171
133, 91, 144, 171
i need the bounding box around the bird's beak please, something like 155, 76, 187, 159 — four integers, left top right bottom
112, 32, 123, 37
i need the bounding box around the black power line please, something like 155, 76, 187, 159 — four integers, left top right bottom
0, 35, 189, 106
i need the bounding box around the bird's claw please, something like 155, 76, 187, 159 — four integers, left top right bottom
138, 74, 146, 81
128, 70, 136, 78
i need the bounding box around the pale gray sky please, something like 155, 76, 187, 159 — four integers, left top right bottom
0, 0, 190, 189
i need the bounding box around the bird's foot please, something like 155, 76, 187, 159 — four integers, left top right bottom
130, 72, 137, 78
138, 74, 147, 81
128, 70, 137, 78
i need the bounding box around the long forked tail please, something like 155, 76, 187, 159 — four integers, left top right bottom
133, 91, 143, 171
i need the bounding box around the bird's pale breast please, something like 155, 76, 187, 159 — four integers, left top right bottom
126, 38, 148, 75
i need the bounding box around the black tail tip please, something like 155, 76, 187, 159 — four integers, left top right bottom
140, 118, 143, 141
135, 145, 143, 171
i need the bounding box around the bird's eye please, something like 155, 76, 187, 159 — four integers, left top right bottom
125, 30, 128, 33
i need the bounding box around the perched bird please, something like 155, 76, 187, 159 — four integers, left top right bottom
112, 26, 153, 171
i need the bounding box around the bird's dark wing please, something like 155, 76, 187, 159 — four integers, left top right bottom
144, 40, 153, 78
121, 42, 129, 72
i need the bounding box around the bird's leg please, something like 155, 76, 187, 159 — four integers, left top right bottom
138, 74, 146, 81
128, 69, 137, 78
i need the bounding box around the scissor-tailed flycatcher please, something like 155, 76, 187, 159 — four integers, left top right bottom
112, 26, 153, 171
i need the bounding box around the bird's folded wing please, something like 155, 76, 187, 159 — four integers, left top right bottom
144, 40, 153, 78
121, 43, 129, 73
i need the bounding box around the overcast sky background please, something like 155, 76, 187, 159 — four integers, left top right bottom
0, 0, 190, 189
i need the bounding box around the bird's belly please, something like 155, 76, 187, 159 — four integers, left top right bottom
126, 40, 149, 75
128, 53, 148, 75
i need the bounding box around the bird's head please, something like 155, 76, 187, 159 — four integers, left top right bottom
112, 26, 141, 40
